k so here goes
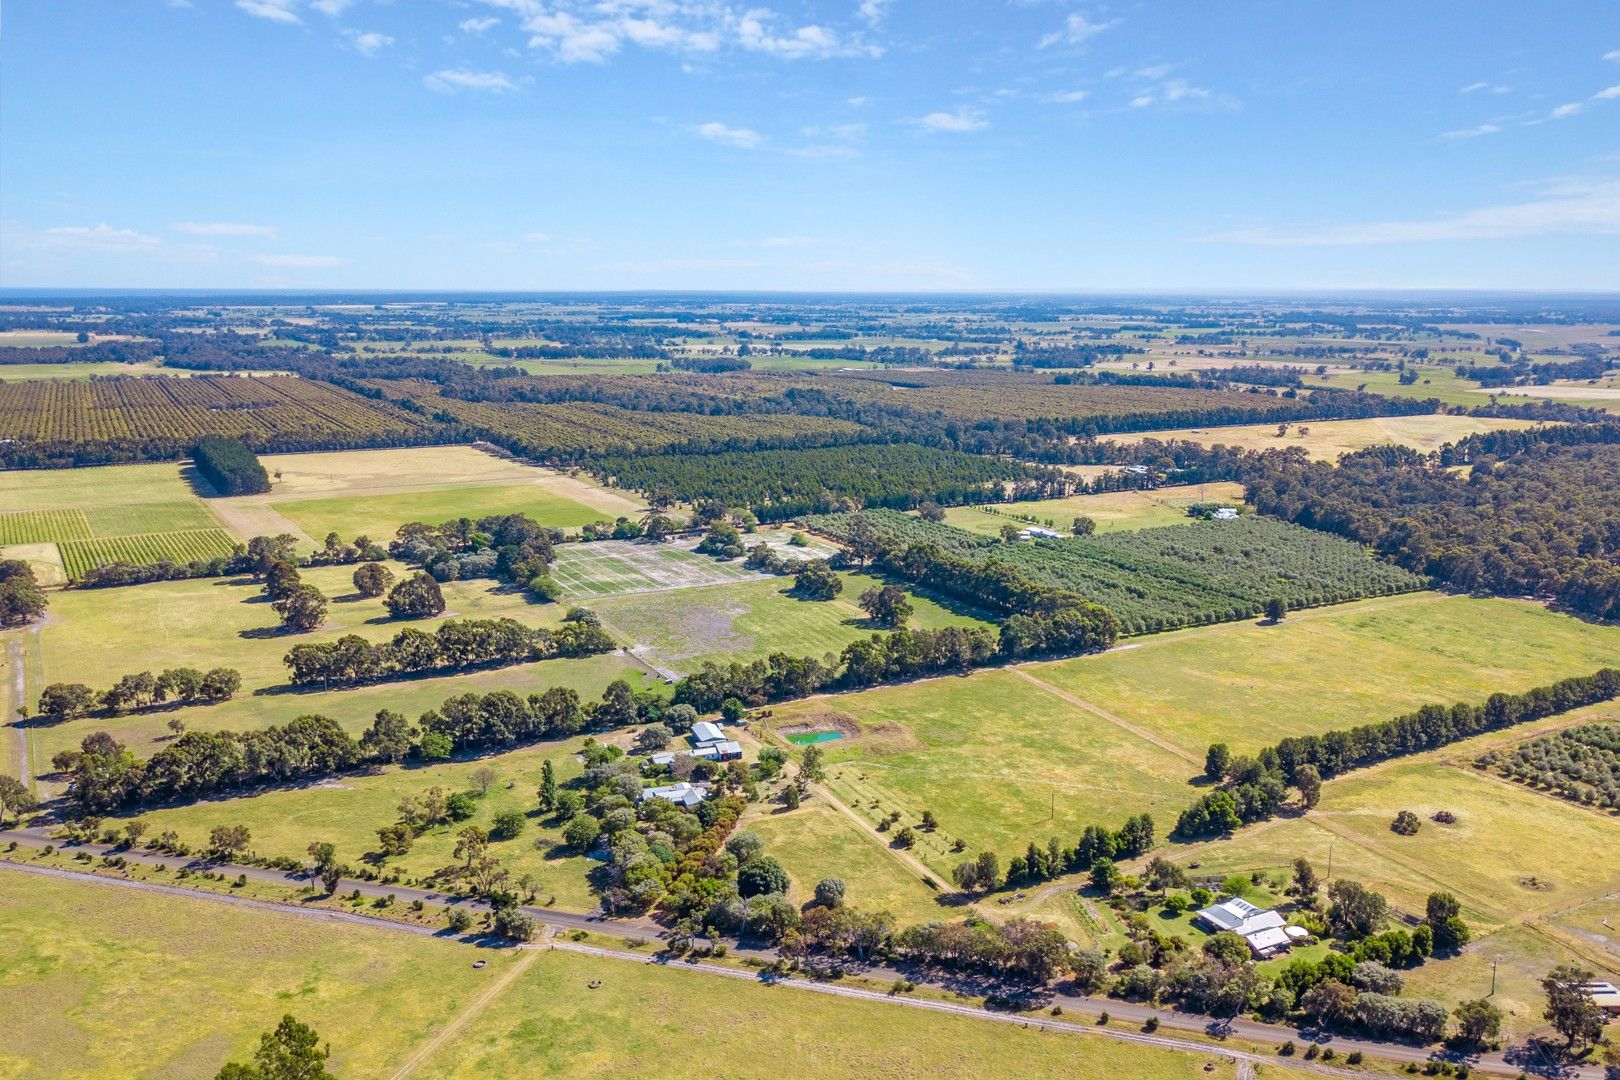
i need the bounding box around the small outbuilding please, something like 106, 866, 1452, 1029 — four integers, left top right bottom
691, 721, 726, 746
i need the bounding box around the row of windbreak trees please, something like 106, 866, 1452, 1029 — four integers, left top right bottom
282, 614, 615, 688
65, 678, 650, 813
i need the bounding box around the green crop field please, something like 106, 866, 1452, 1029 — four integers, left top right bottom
0, 508, 91, 545
768, 668, 1202, 873
1027, 593, 1620, 757
80, 499, 220, 535
943, 482, 1247, 536
811, 510, 1427, 635
0, 868, 1230, 1080
57, 529, 239, 579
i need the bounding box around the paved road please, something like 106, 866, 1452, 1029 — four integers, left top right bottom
2, 828, 1608, 1079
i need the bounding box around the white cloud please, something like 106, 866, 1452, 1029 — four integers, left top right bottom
917, 107, 988, 133
250, 253, 343, 267
460, 16, 500, 33
1041, 89, 1088, 104
1199, 178, 1620, 246
478, 1, 880, 64
1129, 79, 1211, 109
1459, 81, 1489, 94
696, 121, 761, 148
1038, 12, 1118, 49
308, 0, 355, 14
235, 0, 301, 24
37, 224, 161, 252
348, 31, 394, 56
857, 0, 893, 26
1551, 102, 1584, 119
172, 222, 278, 238
802, 121, 866, 140
845, 96, 869, 106
1439, 122, 1500, 140
1595, 84, 1620, 100
521, 231, 551, 243
424, 68, 520, 93
1605, 49, 1620, 62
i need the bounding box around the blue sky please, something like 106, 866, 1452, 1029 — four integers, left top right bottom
2, 1, 1617, 291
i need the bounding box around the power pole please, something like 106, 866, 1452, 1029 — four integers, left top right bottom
1490, 958, 1498, 997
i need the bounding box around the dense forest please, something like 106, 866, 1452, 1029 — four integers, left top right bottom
596, 444, 1052, 521
1245, 427, 1620, 619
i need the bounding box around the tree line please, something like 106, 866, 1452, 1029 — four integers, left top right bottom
63, 677, 657, 813
37, 667, 241, 722
283, 612, 614, 688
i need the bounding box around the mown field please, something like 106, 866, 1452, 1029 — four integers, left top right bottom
1027, 593, 1620, 757
1104, 414, 1541, 460
942, 482, 1247, 536
226, 446, 646, 544
590, 570, 995, 676
0, 871, 1232, 1080
766, 668, 1202, 875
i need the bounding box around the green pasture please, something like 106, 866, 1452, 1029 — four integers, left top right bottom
0, 462, 203, 515
741, 799, 951, 926
1026, 593, 1620, 757
24, 561, 647, 773
770, 668, 1201, 872
590, 570, 994, 675
277, 483, 609, 542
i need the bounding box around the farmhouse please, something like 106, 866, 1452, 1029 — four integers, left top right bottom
1194, 898, 1301, 958
1213, 507, 1239, 521
692, 740, 743, 762
1582, 981, 1620, 1016
641, 781, 710, 808
692, 721, 727, 746
1018, 526, 1062, 540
